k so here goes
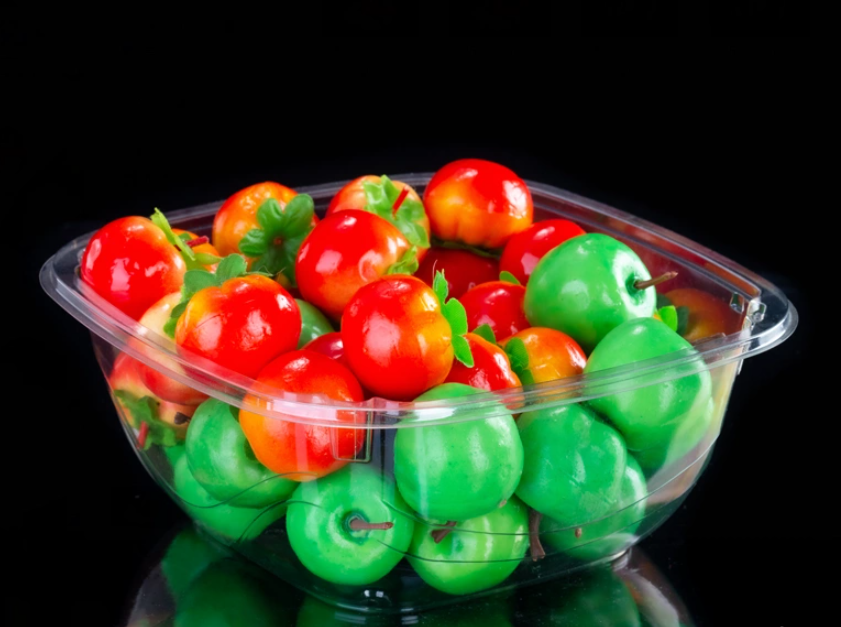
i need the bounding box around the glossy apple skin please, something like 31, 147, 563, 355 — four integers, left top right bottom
326, 174, 430, 259
303, 332, 349, 370
133, 293, 208, 406
445, 333, 520, 392
175, 275, 301, 379
500, 219, 586, 285
460, 281, 529, 342
665, 288, 742, 342
524, 234, 656, 353
394, 383, 524, 521
342, 275, 454, 401
185, 398, 297, 508
415, 247, 499, 299
81, 216, 186, 320
286, 465, 415, 586
407, 497, 529, 596
585, 317, 713, 472
211, 181, 300, 258
423, 159, 533, 249
542, 456, 646, 562
296, 210, 412, 320
239, 350, 365, 481
516, 403, 627, 526
500, 327, 587, 384
172, 449, 286, 544
108, 352, 194, 439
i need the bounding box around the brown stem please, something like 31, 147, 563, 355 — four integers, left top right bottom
186, 236, 209, 248
348, 517, 393, 531
173, 412, 191, 425
392, 186, 410, 215
431, 521, 457, 543
634, 271, 678, 291
529, 510, 546, 561
574, 527, 583, 539
137, 422, 150, 449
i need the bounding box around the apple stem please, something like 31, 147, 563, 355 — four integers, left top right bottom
185, 236, 209, 248
173, 412, 191, 425
431, 521, 457, 544
392, 187, 410, 215
137, 422, 149, 449
529, 509, 546, 562
634, 271, 678, 291
348, 517, 394, 531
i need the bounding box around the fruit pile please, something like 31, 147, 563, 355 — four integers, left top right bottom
82, 159, 740, 596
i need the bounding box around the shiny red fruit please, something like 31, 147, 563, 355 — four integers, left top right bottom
499, 219, 586, 285
81, 217, 186, 320
460, 281, 529, 341
414, 247, 499, 299
445, 333, 520, 392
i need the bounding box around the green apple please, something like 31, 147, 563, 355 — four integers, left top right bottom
173, 453, 286, 544
524, 233, 657, 352
542, 456, 647, 561
296, 298, 334, 348
394, 383, 524, 522
585, 317, 713, 472
286, 464, 414, 586
516, 403, 627, 526
407, 497, 529, 596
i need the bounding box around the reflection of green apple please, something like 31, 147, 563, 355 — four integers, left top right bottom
407, 497, 529, 596
160, 527, 229, 603
286, 465, 414, 586
394, 383, 524, 522
174, 558, 296, 626
185, 398, 297, 508
585, 317, 713, 473
541, 456, 647, 561
529, 566, 641, 627
296, 596, 392, 626
516, 403, 627, 526
173, 453, 286, 544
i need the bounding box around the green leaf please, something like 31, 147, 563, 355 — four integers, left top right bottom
278, 194, 315, 237
362, 180, 393, 220
443, 299, 468, 337
150, 208, 196, 261
386, 247, 419, 276
504, 337, 534, 385
432, 270, 449, 306
113, 390, 179, 448
395, 197, 424, 222
178, 232, 193, 243
239, 228, 270, 257
183, 269, 218, 294
278, 235, 306, 286
256, 198, 285, 232
657, 305, 679, 332
215, 254, 248, 283
676, 306, 690, 336
395, 218, 430, 249
472, 323, 497, 345
499, 270, 521, 285
194, 252, 222, 266
452, 335, 474, 368
656, 293, 673, 309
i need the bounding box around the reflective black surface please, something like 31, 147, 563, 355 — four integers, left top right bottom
9, 48, 815, 625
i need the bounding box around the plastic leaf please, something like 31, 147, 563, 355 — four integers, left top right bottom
183, 270, 217, 294
676, 306, 690, 336
279, 194, 315, 237
472, 323, 497, 345
656, 293, 673, 309
150, 208, 196, 261
239, 229, 270, 257
386, 247, 419, 276
256, 198, 285, 232
215, 254, 248, 283
113, 390, 179, 448
452, 335, 475, 368
499, 270, 521, 285
432, 270, 449, 306
505, 338, 534, 385
395, 218, 430, 249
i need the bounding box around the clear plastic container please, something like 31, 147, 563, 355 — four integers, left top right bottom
40, 174, 797, 614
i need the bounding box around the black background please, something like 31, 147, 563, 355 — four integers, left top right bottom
6, 20, 818, 627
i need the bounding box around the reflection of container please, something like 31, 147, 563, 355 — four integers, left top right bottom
124, 523, 695, 626
42, 175, 796, 614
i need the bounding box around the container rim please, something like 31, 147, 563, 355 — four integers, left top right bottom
40, 173, 798, 428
